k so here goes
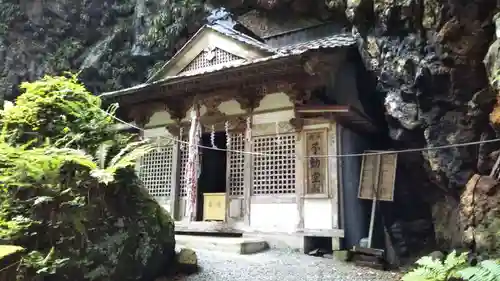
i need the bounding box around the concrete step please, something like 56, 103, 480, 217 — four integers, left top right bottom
175, 235, 269, 255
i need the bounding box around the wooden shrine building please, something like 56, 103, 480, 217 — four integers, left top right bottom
101, 13, 382, 251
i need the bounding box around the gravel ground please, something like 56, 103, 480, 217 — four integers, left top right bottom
175, 249, 402, 281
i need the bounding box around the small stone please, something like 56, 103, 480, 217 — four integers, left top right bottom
323, 254, 334, 259
176, 248, 198, 275
333, 250, 349, 261
429, 251, 444, 261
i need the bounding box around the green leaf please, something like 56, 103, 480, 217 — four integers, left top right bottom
33, 196, 54, 206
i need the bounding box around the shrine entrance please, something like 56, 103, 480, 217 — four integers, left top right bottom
196, 132, 227, 221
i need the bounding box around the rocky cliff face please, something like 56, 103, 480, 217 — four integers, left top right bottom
2, 0, 500, 258
222, 0, 500, 257
349, 0, 500, 256
0, 0, 205, 102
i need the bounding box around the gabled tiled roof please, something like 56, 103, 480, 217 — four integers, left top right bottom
156, 33, 357, 80
276, 34, 357, 54
100, 29, 357, 99
206, 23, 274, 52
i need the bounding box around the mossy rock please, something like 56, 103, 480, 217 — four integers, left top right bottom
83, 169, 177, 281
0, 245, 25, 280
176, 248, 198, 275
0, 245, 24, 259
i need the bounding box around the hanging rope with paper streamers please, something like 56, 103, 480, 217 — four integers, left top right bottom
210, 125, 217, 148
225, 121, 231, 150
245, 116, 252, 143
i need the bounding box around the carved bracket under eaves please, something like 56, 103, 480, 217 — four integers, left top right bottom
289, 117, 305, 132
165, 122, 181, 137
200, 115, 247, 133
128, 102, 166, 127
164, 95, 195, 121
284, 85, 313, 107
234, 88, 266, 112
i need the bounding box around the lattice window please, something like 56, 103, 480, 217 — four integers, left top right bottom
179, 148, 190, 197
252, 134, 296, 195
228, 134, 245, 196
139, 146, 174, 198
181, 48, 243, 73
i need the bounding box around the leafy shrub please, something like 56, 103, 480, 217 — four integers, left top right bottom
0, 75, 170, 281
402, 251, 500, 281
0, 74, 119, 152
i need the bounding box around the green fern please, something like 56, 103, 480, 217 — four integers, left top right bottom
456, 260, 500, 281
402, 251, 468, 281
402, 251, 500, 281
89, 140, 155, 185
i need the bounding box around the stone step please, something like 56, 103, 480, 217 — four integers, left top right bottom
175, 235, 269, 255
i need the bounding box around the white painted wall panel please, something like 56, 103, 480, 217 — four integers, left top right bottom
143, 127, 170, 138
304, 199, 333, 229
147, 110, 174, 128
254, 92, 293, 111
253, 109, 294, 124
250, 203, 297, 232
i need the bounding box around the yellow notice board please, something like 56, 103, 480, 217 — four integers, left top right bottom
357, 151, 397, 202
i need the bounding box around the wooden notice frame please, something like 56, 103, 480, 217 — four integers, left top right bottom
358, 150, 397, 202
304, 129, 329, 195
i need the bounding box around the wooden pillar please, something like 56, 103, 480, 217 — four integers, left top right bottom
329, 122, 339, 229
291, 117, 305, 230
243, 114, 253, 226
295, 131, 305, 230
329, 123, 341, 250
225, 148, 231, 223
168, 122, 182, 221
336, 123, 344, 230
132, 112, 149, 175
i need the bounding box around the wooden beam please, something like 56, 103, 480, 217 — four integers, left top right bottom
109, 71, 323, 106
175, 221, 243, 234
295, 228, 345, 238
296, 105, 378, 133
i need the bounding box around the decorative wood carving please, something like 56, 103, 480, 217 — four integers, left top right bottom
199, 115, 246, 133
252, 121, 296, 137
165, 120, 182, 137
284, 87, 312, 107
289, 117, 305, 132
164, 95, 195, 120
201, 95, 228, 125
128, 102, 165, 127
200, 111, 227, 131
203, 95, 225, 115
229, 116, 247, 132
233, 87, 266, 113
234, 95, 258, 113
